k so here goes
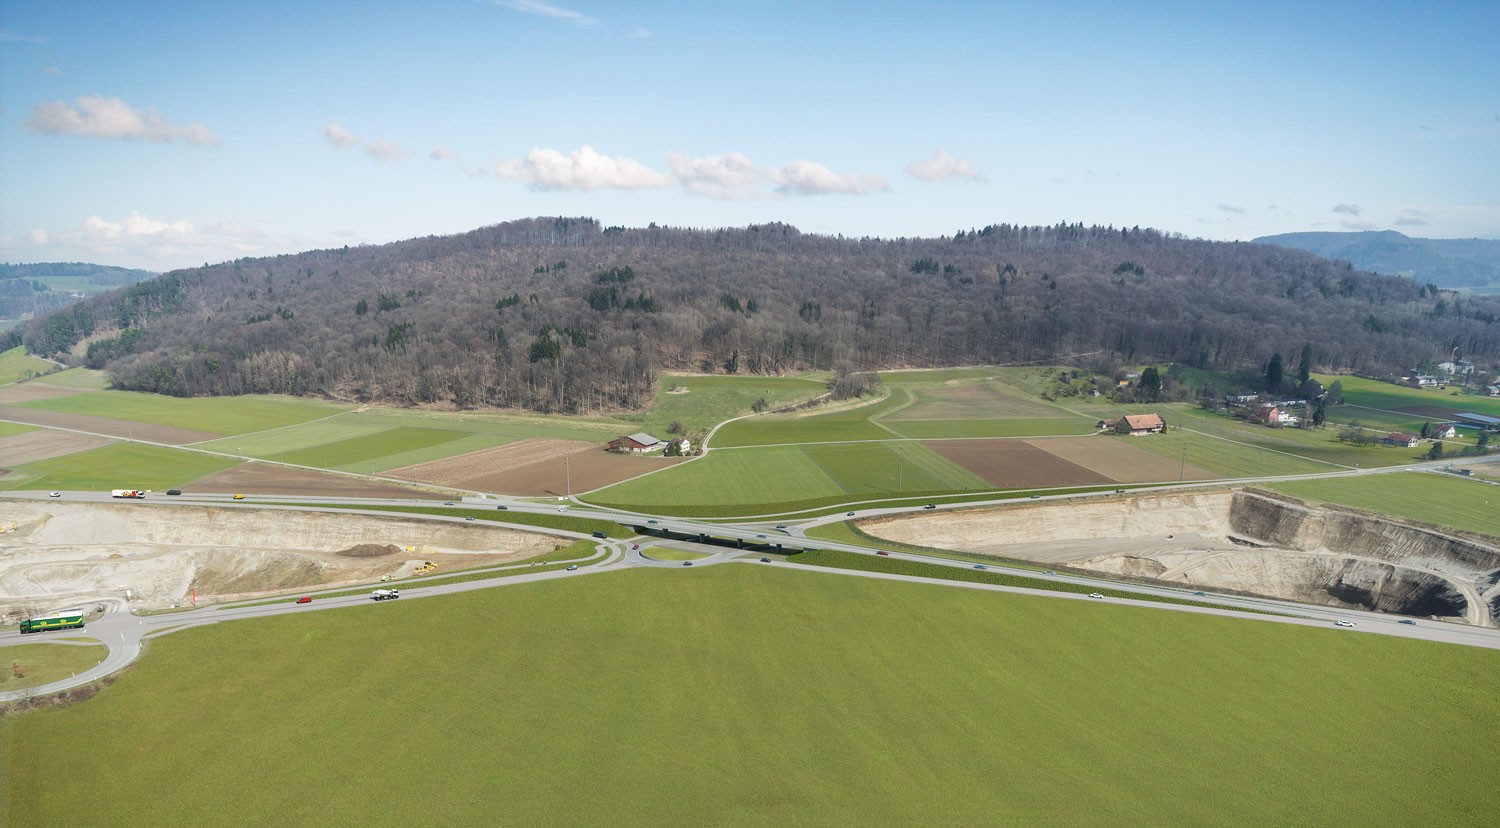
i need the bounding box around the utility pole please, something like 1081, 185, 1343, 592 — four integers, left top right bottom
898, 445, 905, 493
565, 454, 572, 498
1180, 445, 1187, 481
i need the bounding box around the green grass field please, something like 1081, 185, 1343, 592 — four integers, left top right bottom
881, 417, 1098, 438
0, 346, 56, 386
9, 566, 1498, 826
17, 391, 350, 436
640, 546, 712, 561
0, 421, 38, 438
709, 391, 906, 447
1324, 374, 1500, 418
0, 643, 107, 691
24, 367, 108, 389
1125, 428, 1339, 478
617, 374, 829, 438
266, 426, 471, 470
0, 443, 240, 491
1269, 472, 1500, 538
1167, 407, 1416, 468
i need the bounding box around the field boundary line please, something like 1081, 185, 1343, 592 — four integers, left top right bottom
1173, 426, 1355, 471
181, 405, 358, 447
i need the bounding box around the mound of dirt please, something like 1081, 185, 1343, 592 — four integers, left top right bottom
862, 489, 1500, 625
338, 543, 401, 558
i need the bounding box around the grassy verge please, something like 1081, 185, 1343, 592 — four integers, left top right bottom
11, 565, 1496, 826
591, 483, 1149, 519
786, 549, 1245, 612
0, 644, 107, 692
1269, 473, 1500, 538
263, 502, 633, 538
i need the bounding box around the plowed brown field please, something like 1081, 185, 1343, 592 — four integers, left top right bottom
0, 430, 116, 466
1038, 436, 1216, 482
0, 405, 219, 444
187, 461, 443, 499
924, 440, 1111, 487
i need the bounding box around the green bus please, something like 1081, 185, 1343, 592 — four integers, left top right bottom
19, 609, 86, 634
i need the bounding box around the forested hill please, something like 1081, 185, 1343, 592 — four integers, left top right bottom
8, 217, 1499, 413
1254, 230, 1500, 289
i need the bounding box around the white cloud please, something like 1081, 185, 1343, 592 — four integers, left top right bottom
429, 145, 457, 161
363, 139, 409, 162
46, 211, 275, 267
771, 160, 888, 196
666, 151, 762, 199
494, 1, 597, 26
1332, 203, 1362, 216
323, 123, 358, 150
25, 95, 219, 145
905, 150, 985, 182
1217, 203, 1246, 215
28, 228, 49, 245
496, 145, 671, 191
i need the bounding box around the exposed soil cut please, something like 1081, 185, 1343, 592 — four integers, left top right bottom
0, 405, 219, 445
861, 489, 1500, 625
0, 500, 563, 613
188, 461, 443, 499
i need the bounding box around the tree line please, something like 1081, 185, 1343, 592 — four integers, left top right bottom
6, 216, 1498, 414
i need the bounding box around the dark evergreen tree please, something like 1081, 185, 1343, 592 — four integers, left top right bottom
1264, 353, 1285, 394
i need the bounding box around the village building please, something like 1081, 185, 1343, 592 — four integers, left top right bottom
1454, 413, 1500, 432
1383, 432, 1421, 448
607, 432, 667, 454
1429, 423, 1459, 439
1114, 413, 1165, 435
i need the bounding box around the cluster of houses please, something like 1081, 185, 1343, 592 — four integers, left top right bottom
1223, 394, 1306, 428
606, 432, 691, 455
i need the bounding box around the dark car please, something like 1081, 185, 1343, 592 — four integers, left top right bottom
647, 519, 658, 524
295, 596, 312, 604
876, 551, 891, 556
1194, 591, 1206, 596
1029, 495, 1041, 499
846, 511, 856, 516
465, 516, 475, 521
1398, 619, 1417, 626
760, 557, 771, 563
495, 505, 508, 510
591, 531, 608, 538
444, 501, 455, 506
974, 564, 987, 570
775, 524, 787, 529
166, 489, 182, 496
682, 560, 694, 567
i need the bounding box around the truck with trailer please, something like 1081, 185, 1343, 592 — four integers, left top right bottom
371, 589, 400, 601
111, 490, 146, 499
20, 608, 86, 634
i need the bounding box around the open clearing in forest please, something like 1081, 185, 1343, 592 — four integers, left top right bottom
9, 565, 1499, 827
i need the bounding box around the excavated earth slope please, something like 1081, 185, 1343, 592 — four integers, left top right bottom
863, 489, 1500, 625
0, 501, 561, 614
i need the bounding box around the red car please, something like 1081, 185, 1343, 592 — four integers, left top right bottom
876, 551, 891, 556
295, 596, 312, 604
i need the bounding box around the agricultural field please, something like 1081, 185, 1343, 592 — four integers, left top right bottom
709, 390, 905, 447
0, 346, 56, 386
1270, 473, 1500, 538
615, 373, 829, 438
1324, 374, 1500, 420
1122, 428, 1338, 479
22, 367, 109, 389
266, 426, 473, 471
0, 443, 240, 492
17, 391, 349, 437
1166, 406, 1415, 469
0, 421, 38, 439
10, 566, 1499, 827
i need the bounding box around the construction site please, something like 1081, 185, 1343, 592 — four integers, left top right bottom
862, 488, 1500, 626
0, 500, 563, 617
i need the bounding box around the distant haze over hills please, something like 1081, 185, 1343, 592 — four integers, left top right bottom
1253, 231, 1500, 290
0, 262, 157, 327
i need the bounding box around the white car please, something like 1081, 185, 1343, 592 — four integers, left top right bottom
1335, 620, 1355, 627
49, 491, 61, 497
1087, 592, 1104, 599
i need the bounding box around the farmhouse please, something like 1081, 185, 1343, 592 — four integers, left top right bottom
607, 432, 667, 454
1429, 423, 1459, 439
1115, 413, 1165, 435
1383, 432, 1421, 448
1487, 385, 1500, 397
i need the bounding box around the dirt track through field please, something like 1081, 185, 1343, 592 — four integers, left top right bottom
386, 438, 687, 495
0, 431, 116, 466
0, 405, 220, 445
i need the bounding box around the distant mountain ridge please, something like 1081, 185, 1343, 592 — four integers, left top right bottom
0, 261, 158, 326
6, 218, 1499, 413
1253, 230, 1500, 289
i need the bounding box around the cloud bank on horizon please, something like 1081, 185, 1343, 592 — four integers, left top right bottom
1, 0, 1496, 269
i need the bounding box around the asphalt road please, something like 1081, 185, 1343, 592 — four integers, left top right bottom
4, 487, 1500, 703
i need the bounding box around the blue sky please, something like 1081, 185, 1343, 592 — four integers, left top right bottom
2, 0, 1496, 270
